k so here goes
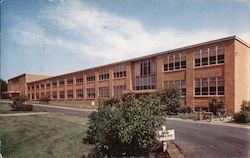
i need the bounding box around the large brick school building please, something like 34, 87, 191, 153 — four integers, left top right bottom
5, 36, 250, 113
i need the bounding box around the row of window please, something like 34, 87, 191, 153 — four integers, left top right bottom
164, 80, 186, 96
194, 45, 224, 67
29, 85, 127, 100
195, 76, 224, 95
164, 53, 186, 71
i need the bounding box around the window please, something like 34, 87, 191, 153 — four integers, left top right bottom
99, 68, 109, 80
202, 48, 208, 66
52, 92, 57, 99
114, 85, 126, 97
175, 53, 180, 69
217, 76, 224, 95
195, 76, 224, 96
202, 78, 208, 95
46, 83, 50, 88
41, 84, 44, 89
31, 85, 35, 90
76, 89, 84, 99
36, 85, 39, 89
194, 51, 201, 67
209, 77, 216, 95
67, 78, 73, 85
86, 88, 95, 99
52, 82, 57, 87
59, 91, 64, 99
133, 58, 156, 90
168, 55, 174, 70
164, 80, 186, 96
194, 45, 225, 67
59, 80, 64, 86
36, 93, 39, 100
195, 79, 201, 95
32, 94, 34, 100
76, 74, 84, 84
164, 53, 186, 71
114, 64, 126, 78
67, 90, 73, 98
180, 80, 186, 96
87, 76, 95, 82
99, 87, 109, 98
217, 45, 224, 64
209, 47, 216, 65
28, 86, 30, 90
87, 71, 95, 82
181, 54, 186, 68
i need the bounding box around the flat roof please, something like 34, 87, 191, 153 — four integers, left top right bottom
26, 35, 249, 84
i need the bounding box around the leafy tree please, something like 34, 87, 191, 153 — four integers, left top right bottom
84, 93, 166, 157
39, 94, 51, 104
209, 97, 224, 115
157, 86, 182, 114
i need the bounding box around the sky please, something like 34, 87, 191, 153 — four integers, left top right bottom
0, 0, 249, 80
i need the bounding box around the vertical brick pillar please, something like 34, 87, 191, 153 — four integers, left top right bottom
126, 62, 133, 91
156, 56, 163, 89
224, 42, 235, 114
185, 51, 195, 110
95, 71, 99, 100
56, 79, 59, 100
109, 68, 114, 97
83, 74, 86, 101
64, 78, 67, 101
73, 76, 76, 100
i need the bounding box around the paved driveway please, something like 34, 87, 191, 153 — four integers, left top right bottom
167, 119, 249, 158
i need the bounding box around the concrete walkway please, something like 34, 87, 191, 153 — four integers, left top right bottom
0, 112, 50, 117
32, 103, 97, 112
167, 117, 250, 129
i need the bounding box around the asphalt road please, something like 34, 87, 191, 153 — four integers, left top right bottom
167, 119, 250, 158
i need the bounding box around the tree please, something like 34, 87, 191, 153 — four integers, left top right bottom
157, 86, 182, 114
208, 97, 224, 115
0, 79, 7, 99
84, 93, 167, 157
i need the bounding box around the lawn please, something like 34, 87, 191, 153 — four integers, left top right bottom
0, 113, 93, 158
0, 103, 13, 114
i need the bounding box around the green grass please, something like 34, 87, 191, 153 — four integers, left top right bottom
0, 113, 93, 158
0, 103, 13, 114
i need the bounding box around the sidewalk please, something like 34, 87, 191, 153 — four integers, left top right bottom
32, 103, 97, 112
0, 112, 50, 117
167, 117, 250, 129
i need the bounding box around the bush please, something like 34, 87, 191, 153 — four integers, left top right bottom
39, 94, 51, 103
157, 86, 181, 114
209, 97, 224, 115
10, 104, 33, 111
234, 101, 250, 123
84, 93, 167, 157
13, 95, 28, 105
179, 106, 192, 113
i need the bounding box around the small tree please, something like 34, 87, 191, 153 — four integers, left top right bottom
13, 95, 28, 105
84, 93, 167, 157
209, 97, 224, 115
157, 86, 182, 114
39, 94, 51, 104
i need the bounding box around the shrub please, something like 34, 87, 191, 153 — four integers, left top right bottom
234, 101, 250, 123
157, 86, 181, 114
10, 104, 33, 111
39, 94, 51, 104
209, 97, 224, 115
84, 93, 167, 157
13, 95, 28, 105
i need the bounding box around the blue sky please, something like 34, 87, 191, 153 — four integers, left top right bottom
1, 0, 249, 80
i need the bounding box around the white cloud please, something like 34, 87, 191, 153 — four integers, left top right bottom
11, 0, 250, 63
